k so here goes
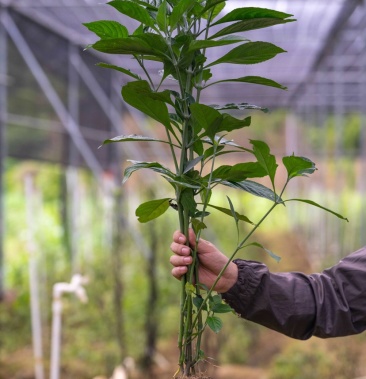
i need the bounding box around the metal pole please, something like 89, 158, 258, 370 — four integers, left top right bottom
0, 5, 7, 300
67, 43, 80, 269
68, 43, 80, 167
25, 173, 45, 379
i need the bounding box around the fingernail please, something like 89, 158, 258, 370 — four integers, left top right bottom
182, 247, 190, 254
178, 236, 185, 243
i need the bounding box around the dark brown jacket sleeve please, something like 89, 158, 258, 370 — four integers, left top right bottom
221, 246, 366, 340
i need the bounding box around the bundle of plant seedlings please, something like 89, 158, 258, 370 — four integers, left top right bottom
84, 1, 347, 377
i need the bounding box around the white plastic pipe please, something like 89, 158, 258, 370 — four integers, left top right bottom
25, 173, 45, 379
50, 274, 88, 379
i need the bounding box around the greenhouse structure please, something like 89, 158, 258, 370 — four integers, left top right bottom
1, 0, 366, 378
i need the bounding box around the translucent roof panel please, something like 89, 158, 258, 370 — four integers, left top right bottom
2, 0, 364, 113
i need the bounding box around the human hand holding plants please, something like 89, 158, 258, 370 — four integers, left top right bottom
170, 229, 238, 293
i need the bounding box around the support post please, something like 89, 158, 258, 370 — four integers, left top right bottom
24, 173, 45, 379
67, 43, 81, 269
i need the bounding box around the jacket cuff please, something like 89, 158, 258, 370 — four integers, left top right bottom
221, 259, 265, 317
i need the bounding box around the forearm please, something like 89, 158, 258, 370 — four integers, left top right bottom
222, 247, 366, 339
222, 259, 316, 339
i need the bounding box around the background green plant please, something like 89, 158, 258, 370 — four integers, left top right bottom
84, 1, 347, 377
0, 153, 360, 379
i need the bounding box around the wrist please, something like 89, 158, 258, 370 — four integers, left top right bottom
220, 261, 238, 293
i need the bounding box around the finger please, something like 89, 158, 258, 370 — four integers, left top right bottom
173, 230, 186, 244
172, 266, 187, 279
170, 255, 192, 267
170, 242, 191, 256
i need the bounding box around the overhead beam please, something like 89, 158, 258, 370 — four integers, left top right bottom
0, 10, 103, 178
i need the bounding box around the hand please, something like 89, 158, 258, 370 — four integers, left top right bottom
170, 229, 238, 293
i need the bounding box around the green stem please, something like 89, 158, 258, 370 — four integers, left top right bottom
135, 56, 155, 89
177, 203, 185, 368
192, 201, 279, 330
166, 129, 179, 173
196, 9, 215, 104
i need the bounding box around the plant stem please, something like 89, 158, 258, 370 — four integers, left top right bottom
192, 201, 279, 330
166, 129, 179, 173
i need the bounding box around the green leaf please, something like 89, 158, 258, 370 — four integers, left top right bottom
211, 7, 294, 39
135, 198, 171, 223
190, 103, 222, 135
188, 36, 247, 52
213, 7, 293, 24
209, 294, 222, 305
92, 33, 168, 58
220, 114, 251, 133
191, 218, 207, 234
193, 296, 207, 311
96, 63, 141, 80
190, 104, 250, 137
282, 155, 317, 179
180, 189, 197, 217
194, 69, 212, 85
200, 188, 212, 204
132, 0, 158, 11
165, 176, 201, 190
122, 81, 172, 130
206, 76, 286, 90
208, 162, 267, 182
126, 80, 174, 105
205, 117, 224, 140
123, 161, 174, 184
207, 316, 223, 333
202, 136, 252, 154
201, 0, 226, 20
222, 180, 282, 203
203, 203, 254, 225
211, 103, 268, 112
246, 242, 281, 262
170, 0, 196, 29
134, 33, 169, 57
92, 37, 159, 56
83, 20, 128, 39
210, 18, 294, 39
206, 42, 286, 67
285, 199, 349, 221
101, 134, 179, 148
108, 0, 155, 27
251, 140, 277, 188
194, 211, 210, 218
156, 1, 167, 32
185, 282, 196, 295
183, 156, 204, 174
227, 195, 238, 225
211, 302, 233, 313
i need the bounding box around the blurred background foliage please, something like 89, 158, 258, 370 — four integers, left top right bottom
1, 109, 366, 379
